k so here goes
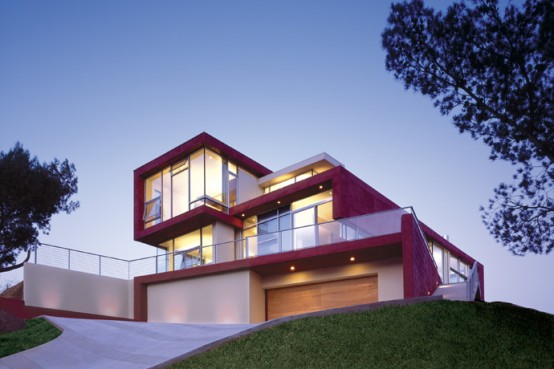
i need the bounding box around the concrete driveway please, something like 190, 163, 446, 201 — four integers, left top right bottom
0, 316, 258, 369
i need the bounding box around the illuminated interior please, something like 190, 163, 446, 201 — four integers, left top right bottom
242, 190, 333, 256
263, 170, 317, 194
159, 225, 213, 271
428, 240, 469, 284
144, 148, 239, 228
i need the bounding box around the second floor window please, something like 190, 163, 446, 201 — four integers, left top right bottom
144, 148, 242, 228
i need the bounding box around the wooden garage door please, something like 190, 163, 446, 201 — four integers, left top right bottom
267, 276, 378, 320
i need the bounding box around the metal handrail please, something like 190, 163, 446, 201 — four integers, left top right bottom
31, 206, 435, 280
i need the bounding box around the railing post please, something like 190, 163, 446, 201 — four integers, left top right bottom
314, 224, 320, 247
99, 255, 102, 276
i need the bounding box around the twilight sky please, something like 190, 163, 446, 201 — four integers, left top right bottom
1, 0, 552, 314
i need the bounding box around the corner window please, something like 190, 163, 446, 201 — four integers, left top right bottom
143, 148, 241, 228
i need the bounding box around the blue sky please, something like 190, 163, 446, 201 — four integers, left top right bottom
1, 0, 552, 314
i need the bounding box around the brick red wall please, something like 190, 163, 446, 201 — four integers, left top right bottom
401, 214, 441, 298
0, 297, 134, 321
333, 167, 399, 219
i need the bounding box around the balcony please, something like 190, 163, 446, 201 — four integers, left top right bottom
32, 207, 414, 280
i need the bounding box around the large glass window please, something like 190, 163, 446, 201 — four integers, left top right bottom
161, 225, 213, 270
189, 149, 205, 208
429, 240, 469, 284
241, 192, 333, 256
172, 160, 189, 217
144, 148, 240, 228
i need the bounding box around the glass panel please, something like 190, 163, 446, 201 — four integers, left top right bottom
145, 172, 162, 202
279, 213, 292, 230
291, 191, 332, 211
318, 221, 340, 246
228, 162, 237, 175
190, 149, 205, 203
162, 168, 171, 221
144, 198, 161, 223
159, 240, 172, 272
258, 218, 279, 255
293, 207, 316, 249
449, 255, 459, 283
269, 177, 295, 192
228, 172, 237, 207
181, 248, 202, 269
202, 225, 213, 246
172, 168, 189, 217
243, 227, 257, 238
172, 159, 188, 174
459, 262, 468, 278
433, 244, 444, 281
295, 171, 312, 182
202, 245, 213, 264
174, 230, 201, 251
293, 207, 315, 227
244, 216, 257, 229
317, 201, 333, 223
205, 149, 224, 202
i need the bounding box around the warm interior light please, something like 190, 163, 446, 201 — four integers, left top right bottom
290, 266, 295, 271
349, 256, 355, 262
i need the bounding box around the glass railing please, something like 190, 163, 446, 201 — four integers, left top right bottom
239, 208, 405, 259
32, 207, 414, 279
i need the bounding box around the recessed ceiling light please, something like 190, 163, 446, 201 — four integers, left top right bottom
319, 185, 323, 189
290, 266, 295, 271
277, 201, 281, 204
241, 213, 245, 217
350, 256, 355, 262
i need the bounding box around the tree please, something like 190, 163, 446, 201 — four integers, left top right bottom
382, 0, 553, 255
0, 143, 79, 271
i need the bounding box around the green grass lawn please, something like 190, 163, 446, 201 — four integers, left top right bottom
0, 318, 61, 358
169, 300, 554, 369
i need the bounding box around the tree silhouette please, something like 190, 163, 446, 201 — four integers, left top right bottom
0, 143, 79, 271
382, 0, 553, 255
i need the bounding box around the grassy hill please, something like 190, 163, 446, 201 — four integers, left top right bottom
169, 300, 554, 369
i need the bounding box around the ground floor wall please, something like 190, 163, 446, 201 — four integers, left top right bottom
146, 257, 403, 323
147, 269, 264, 324
23, 263, 134, 319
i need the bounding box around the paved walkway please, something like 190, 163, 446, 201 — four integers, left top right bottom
0, 296, 442, 369
0, 317, 258, 369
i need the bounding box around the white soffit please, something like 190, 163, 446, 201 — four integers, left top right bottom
258, 153, 343, 187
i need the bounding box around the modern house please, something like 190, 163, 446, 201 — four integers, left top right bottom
131, 132, 484, 323
15, 132, 483, 324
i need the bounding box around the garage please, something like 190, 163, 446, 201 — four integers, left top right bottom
266, 275, 378, 320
